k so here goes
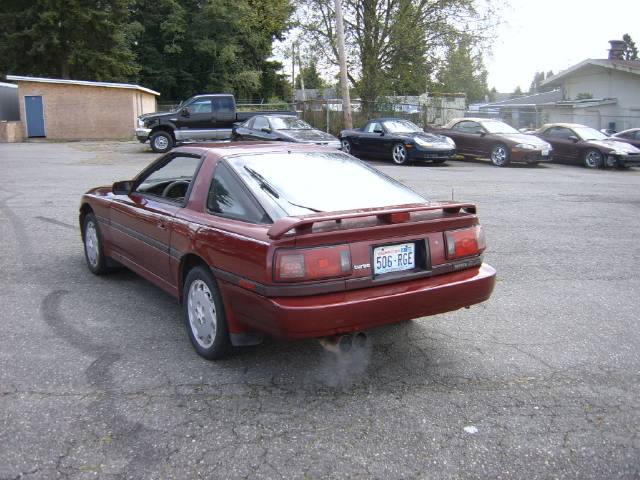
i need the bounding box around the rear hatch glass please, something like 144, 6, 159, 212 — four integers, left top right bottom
226, 151, 427, 217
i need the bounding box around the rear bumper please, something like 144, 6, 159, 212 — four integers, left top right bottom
511, 148, 552, 163
220, 263, 496, 340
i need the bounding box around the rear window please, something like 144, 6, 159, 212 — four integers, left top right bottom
225, 151, 427, 216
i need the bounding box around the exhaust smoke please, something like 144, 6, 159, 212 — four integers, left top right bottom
316, 333, 372, 388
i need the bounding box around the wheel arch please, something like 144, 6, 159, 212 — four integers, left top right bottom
150, 125, 176, 140
178, 253, 211, 304
79, 203, 94, 239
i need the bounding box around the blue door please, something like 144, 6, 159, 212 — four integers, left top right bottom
25, 96, 45, 137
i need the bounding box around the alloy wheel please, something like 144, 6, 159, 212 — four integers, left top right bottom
491, 145, 508, 166
187, 279, 217, 348
84, 220, 100, 268
392, 144, 407, 164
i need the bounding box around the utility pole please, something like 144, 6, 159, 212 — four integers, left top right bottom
334, 0, 352, 129
298, 49, 306, 101
291, 42, 296, 105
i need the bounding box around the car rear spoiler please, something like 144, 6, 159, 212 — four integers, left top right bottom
267, 202, 476, 239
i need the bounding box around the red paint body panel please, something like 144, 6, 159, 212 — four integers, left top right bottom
80, 143, 496, 341
219, 264, 495, 339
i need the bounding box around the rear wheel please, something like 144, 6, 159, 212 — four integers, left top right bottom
392, 143, 409, 165
490, 144, 510, 167
150, 130, 174, 153
341, 138, 352, 154
183, 266, 231, 360
584, 149, 603, 169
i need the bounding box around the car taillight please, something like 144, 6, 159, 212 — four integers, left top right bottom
444, 225, 486, 260
274, 245, 352, 282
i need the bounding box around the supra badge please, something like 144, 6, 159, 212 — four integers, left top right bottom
353, 263, 371, 270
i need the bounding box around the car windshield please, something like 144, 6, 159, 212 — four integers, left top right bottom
268, 117, 312, 130
227, 151, 427, 216
481, 121, 519, 134
382, 120, 423, 133
573, 127, 608, 141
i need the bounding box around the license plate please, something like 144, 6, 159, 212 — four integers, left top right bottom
541, 149, 550, 156
373, 243, 415, 275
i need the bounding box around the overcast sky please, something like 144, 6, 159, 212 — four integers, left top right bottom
487, 0, 640, 92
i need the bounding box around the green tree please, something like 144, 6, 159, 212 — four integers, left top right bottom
295, 61, 326, 89
510, 86, 523, 99
299, 0, 498, 111
434, 36, 488, 103
130, 0, 293, 100
0, 0, 138, 81
528, 70, 555, 93
623, 34, 638, 60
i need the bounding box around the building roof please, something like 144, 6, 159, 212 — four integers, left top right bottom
0, 81, 17, 89
543, 98, 617, 109
541, 59, 640, 88
484, 89, 562, 108
5, 75, 160, 96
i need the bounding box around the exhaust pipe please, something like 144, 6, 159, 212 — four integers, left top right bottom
319, 332, 367, 353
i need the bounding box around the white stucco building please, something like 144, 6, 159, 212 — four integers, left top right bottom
540, 41, 640, 131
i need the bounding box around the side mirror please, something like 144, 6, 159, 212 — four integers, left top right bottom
181, 107, 191, 117
112, 180, 133, 195
373, 128, 384, 135
475, 129, 486, 136
261, 127, 272, 134
568, 135, 579, 142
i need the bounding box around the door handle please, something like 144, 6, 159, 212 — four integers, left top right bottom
157, 221, 167, 230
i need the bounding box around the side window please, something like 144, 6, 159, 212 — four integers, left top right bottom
135, 155, 202, 202
244, 117, 255, 129
547, 127, 571, 139
253, 116, 269, 131
453, 121, 480, 133
207, 163, 268, 223
365, 122, 381, 133
189, 99, 212, 114
213, 96, 234, 113
634, 131, 640, 140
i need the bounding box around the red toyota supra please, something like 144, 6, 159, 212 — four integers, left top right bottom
80, 143, 495, 359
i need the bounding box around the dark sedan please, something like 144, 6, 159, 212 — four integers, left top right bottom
232, 114, 341, 148
611, 128, 640, 149
434, 118, 553, 167
535, 123, 640, 169
340, 118, 456, 165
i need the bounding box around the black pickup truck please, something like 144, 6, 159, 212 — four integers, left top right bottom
136, 94, 295, 153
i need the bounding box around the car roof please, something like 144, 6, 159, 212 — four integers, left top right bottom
368, 117, 415, 123
539, 123, 588, 130
175, 141, 337, 159
253, 114, 297, 118
614, 128, 640, 135
443, 117, 505, 128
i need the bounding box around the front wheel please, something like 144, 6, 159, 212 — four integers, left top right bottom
584, 149, 603, 169
83, 213, 109, 275
183, 266, 231, 360
341, 138, 352, 154
490, 144, 510, 167
150, 131, 174, 153
392, 143, 409, 165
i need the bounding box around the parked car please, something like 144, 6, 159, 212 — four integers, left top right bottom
231, 114, 340, 148
80, 143, 495, 359
534, 123, 640, 168
136, 94, 295, 153
611, 128, 640, 149
340, 118, 456, 165
600, 128, 617, 136
433, 118, 553, 167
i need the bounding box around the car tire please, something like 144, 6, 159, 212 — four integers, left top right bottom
183, 266, 231, 360
391, 143, 409, 165
341, 138, 352, 154
490, 144, 510, 167
150, 130, 174, 153
83, 213, 109, 275
584, 149, 603, 169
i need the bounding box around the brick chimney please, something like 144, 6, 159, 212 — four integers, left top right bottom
608, 40, 626, 60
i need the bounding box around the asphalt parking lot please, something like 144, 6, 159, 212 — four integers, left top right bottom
1, 141, 639, 479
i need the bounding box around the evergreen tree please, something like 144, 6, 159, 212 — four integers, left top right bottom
295, 61, 327, 90
434, 36, 488, 103
0, 0, 138, 81
622, 34, 638, 60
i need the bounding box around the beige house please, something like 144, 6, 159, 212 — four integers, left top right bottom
539, 41, 640, 131
4, 75, 159, 141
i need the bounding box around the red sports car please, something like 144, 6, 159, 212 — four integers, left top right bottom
80, 143, 495, 359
